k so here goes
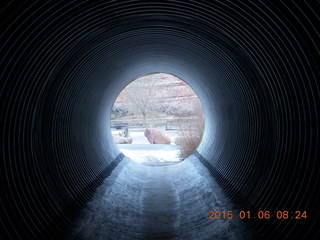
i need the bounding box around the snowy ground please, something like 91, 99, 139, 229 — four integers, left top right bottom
112, 128, 182, 165
118, 144, 182, 166
112, 128, 180, 144
67, 156, 254, 239
67, 130, 255, 239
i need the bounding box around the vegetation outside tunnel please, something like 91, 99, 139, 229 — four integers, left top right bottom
111, 73, 205, 160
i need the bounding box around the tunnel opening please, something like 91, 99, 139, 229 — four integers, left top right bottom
110, 72, 205, 166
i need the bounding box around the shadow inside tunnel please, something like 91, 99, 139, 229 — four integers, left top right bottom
67, 155, 256, 240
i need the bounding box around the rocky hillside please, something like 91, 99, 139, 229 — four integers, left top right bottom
112, 73, 203, 120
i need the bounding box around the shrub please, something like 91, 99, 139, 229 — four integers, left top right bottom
175, 117, 204, 159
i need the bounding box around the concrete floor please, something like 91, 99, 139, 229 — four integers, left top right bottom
68, 156, 253, 240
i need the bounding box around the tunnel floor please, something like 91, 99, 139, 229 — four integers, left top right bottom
68, 156, 253, 240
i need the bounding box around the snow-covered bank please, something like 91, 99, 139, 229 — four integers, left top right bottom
117, 144, 182, 166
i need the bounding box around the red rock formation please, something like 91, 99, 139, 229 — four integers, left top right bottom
144, 128, 171, 144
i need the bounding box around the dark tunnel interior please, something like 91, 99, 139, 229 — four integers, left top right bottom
1, 1, 319, 239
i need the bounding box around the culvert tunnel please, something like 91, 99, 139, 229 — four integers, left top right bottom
1, 1, 319, 240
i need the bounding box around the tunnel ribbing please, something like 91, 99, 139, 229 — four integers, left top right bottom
1, 1, 319, 239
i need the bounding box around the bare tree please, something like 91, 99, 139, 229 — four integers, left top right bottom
122, 75, 158, 126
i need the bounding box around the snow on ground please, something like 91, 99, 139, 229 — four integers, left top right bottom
112, 128, 182, 165
112, 128, 179, 144
68, 156, 254, 239
118, 144, 182, 166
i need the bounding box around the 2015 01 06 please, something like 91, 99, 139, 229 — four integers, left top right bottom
208, 210, 307, 220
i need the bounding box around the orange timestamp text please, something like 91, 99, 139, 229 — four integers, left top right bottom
208, 210, 307, 220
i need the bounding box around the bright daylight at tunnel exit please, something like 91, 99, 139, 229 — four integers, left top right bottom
110, 73, 205, 166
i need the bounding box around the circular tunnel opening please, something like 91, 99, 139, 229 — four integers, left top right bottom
110, 72, 205, 166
